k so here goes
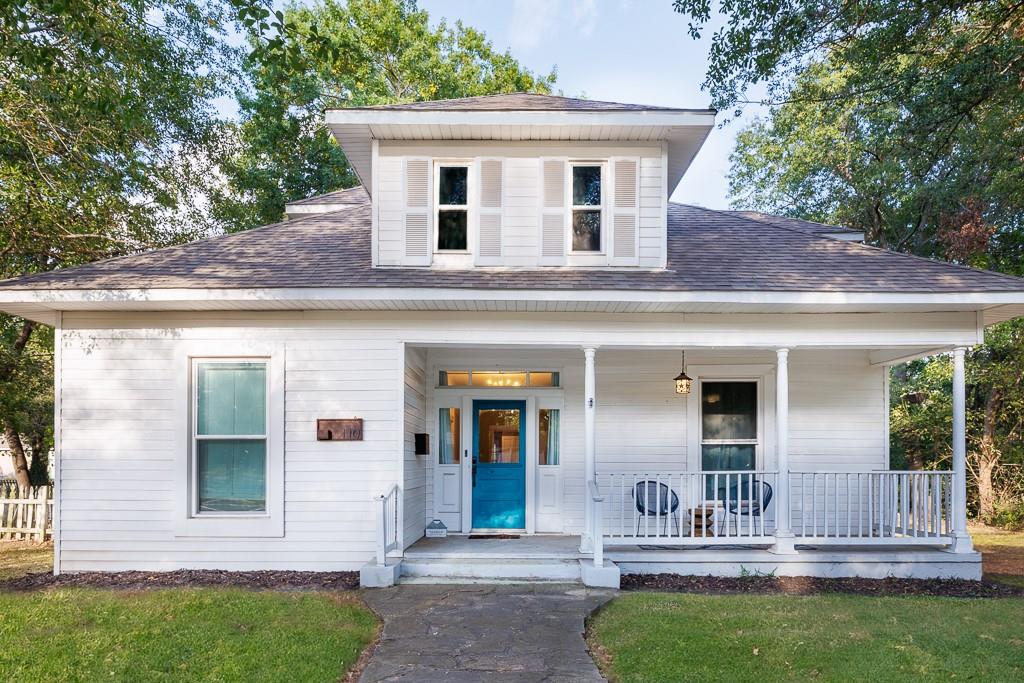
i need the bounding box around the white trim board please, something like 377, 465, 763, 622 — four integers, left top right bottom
326, 109, 717, 129
6, 286, 1024, 308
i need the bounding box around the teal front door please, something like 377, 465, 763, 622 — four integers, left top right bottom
472, 400, 526, 529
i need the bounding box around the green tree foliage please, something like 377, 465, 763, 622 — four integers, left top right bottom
672, 0, 1024, 523
212, 0, 557, 232
0, 0, 294, 484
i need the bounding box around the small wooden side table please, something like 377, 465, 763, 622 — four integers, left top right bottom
690, 504, 721, 537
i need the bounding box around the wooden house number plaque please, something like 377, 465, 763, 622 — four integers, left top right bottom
317, 418, 363, 441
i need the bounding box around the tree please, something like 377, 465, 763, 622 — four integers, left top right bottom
212, 0, 557, 232
672, 1, 1024, 524
0, 1, 293, 485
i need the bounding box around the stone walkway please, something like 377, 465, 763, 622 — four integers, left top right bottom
359, 583, 615, 682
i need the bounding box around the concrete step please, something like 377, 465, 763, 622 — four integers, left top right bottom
400, 558, 583, 583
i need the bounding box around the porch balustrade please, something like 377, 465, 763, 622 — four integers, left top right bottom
597, 470, 779, 545
791, 471, 953, 544
593, 469, 955, 548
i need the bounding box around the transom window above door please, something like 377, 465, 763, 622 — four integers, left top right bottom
571, 164, 602, 252
436, 164, 469, 251
438, 369, 560, 388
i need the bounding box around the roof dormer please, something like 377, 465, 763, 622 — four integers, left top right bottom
325, 94, 716, 269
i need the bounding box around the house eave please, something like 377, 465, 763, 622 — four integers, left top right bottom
324, 109, 717, 128
325, 110, 716, 199
2, 287, 1023, 326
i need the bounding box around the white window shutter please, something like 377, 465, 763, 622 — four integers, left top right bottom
403, 158, 431, 266
476, 159, 503, 265
539, 158, 567, 265
610, 157, 640, 265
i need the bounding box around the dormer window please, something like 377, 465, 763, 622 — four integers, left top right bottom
571, 164, 603, 252
436, 164, 469, 251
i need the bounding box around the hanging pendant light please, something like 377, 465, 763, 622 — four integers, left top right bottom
674, 350, 693, 395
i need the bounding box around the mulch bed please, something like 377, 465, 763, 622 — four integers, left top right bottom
621, 573, 1024, 598
0, 569, 360, 592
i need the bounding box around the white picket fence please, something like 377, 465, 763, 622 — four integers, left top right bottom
0, 481, 54, 541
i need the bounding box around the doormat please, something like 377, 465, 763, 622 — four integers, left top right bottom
468, 534, 521, 540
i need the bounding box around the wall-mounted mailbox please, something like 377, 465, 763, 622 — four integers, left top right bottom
414, 433, 430, 456
317, 418, 363, 441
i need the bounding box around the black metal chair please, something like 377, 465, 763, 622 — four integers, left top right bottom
633, 480, 681, 536
719, 479, 773, 535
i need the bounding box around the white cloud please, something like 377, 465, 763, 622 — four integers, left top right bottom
508, 0, 558, 51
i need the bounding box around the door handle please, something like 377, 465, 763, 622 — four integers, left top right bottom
471, 451, 477, 487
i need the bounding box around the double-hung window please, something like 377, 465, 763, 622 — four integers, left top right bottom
192, 360, 268, 514
700, 380, 758, 497
571, 164, 603, 252
436, 164, 469, 251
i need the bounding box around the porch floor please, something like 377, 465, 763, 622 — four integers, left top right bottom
400, 534, 982, 581
405, 534, 585, 560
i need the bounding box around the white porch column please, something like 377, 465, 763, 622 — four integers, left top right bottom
771, 348, 797, 554
951, 346, 974, 553
581, 346, 597, 552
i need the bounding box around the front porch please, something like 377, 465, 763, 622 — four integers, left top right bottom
389, 532, 980, 584
364, 340, 981, 588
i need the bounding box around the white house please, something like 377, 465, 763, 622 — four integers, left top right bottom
3, 94, 1024, 588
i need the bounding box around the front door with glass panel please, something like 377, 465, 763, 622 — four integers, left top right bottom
472, 400, 526, 530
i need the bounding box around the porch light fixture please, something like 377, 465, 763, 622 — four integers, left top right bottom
674, 351, 693, 395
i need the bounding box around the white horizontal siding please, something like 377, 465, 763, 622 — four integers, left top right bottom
638, 155, 665, 267
376, 155, 404, 265
57, 310, 950, 571
403, 346, 427, 548
425, 348, 886, 535
58, 315, 403, 572
375, 141, 665, 268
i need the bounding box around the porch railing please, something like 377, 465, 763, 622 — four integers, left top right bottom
596, 471, 779, 546
790, 471, 953, 544
375, 483, 401, 566
595, 469, 955, 548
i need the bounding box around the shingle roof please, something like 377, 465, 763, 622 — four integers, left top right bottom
332, 92, 712, 113
727, 211, 862, 236
284, 187, 367, 206
2, 188, 1022, 293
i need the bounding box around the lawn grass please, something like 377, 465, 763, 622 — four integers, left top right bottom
971, 524, 1024, 586
588, 592, 1024, 682
0, 542, 51, 581
0, 588, 379, 683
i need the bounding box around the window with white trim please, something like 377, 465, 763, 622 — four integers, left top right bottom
571, 164, 603, 252
436, 163, 469, 251
192, 360, 269, 514
700, 380, 758, 496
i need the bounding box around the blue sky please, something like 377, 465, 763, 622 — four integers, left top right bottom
221, 1, 756, 208
418, 0, 749, 208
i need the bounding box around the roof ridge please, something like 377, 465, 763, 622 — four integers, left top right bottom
332, 92, 710, 112
673, 202, 1024, 288
729, 210, 859, 233
285, 186, 367, 206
